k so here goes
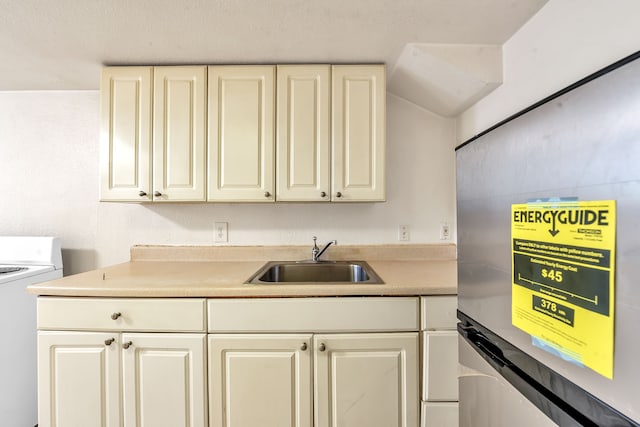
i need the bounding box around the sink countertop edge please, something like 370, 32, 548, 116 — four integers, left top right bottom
28, 245, 458, 297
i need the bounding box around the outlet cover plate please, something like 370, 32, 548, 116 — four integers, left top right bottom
215, 222, 228, 243
398, 224, 410, 241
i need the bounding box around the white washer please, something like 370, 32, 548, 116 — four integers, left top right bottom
0, 236, 62, 427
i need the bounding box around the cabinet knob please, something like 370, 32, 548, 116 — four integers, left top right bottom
335, 192, 342, 198
301, 342, 308, 351
320, 191, 327, 198
138, 190, 147, 197
154, 191, 162, 197
123, 341, 133, 349
104, 338, 115, 346
111, 312, 121, 320
319, 343, 326, 352
264, 191, 271, 198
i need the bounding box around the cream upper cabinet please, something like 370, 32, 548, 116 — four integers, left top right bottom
277, 64, 385, 202
276, 65, 331, 202
208, 66, 275, 202
100, 64, 385, 203
332, 65, 386, 201
208, 334, 313, 427
37, 331, 121, 427
152, 66, 207, 202
314, 333, 419, 427
100, 66, 206, 202
100, 67, 153, 202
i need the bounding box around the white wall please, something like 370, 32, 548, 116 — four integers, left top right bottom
457, 0, 640, 143
6, 2, 639, 275
0, 91, 456, 273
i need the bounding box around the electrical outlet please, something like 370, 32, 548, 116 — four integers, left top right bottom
214, 222, 228, 243
440, 222, 450, 240
398, 224, 410, 241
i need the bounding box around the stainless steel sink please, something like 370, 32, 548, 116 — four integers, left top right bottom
246, 261, 384, 284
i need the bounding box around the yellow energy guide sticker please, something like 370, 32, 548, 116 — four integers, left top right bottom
511, 200, 616, 378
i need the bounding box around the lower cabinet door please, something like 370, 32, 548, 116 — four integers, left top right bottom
421, 401, 459, 427
37, 331, 121, 427
422, 330, 459, 401
314, 332, 419, 427
208, 334, 313, 427
122, 333, 207, 427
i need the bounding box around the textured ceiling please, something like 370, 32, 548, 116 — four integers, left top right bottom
0, 0, 548, 90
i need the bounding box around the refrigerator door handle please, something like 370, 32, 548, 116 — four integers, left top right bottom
458, 321, 612, 427
458, 323, 509, 369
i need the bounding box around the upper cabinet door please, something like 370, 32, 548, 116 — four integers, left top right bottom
208, 66, 275, 202
332, 65, 386, 202
153, 66, 207, 202
276, 65, 331, 202
100, 67, 153, 202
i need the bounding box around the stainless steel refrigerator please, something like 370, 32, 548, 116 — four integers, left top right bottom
456, 51, 640, 427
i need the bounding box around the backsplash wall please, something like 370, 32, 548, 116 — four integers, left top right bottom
0, 91, 456, 274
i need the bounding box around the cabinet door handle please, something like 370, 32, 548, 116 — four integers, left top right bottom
319, 343, 326, 352
264, 191, 271, 198
138, 190, 147, 197
154, 191, 162, 197
111, 312, 121, 320
104, 338, 115, 346
123, 341, 133, 349
335, 192, 342, 198
300, 342, 308, 351
320, 191, 327, 198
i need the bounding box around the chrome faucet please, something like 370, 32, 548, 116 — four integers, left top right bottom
311, 236, 337, 262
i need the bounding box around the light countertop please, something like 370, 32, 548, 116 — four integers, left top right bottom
28, 244, 457, 298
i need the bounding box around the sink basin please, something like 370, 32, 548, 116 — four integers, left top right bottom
246, 261, 384, 284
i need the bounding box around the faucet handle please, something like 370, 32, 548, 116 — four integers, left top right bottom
313, 238, 337, 262
311, 236, 319, 261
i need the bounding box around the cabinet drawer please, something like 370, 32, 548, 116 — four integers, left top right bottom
208, 297, 419, 332
421, 401, 459, 427
38, 297, 206, 332
422, 330, 459, 401
421, 296, 458, 330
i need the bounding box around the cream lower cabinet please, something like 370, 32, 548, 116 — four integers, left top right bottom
420, 296, 459, 427
37, 296, 455, 427
208, 333, 418, 427
36, 298, 207, 427
208, 334, 313, 427
121, 333, 207, 427
207, 297, 420, 427
37, 331, 121, 427
314, 333, 419, 427
38, 331, 206, 427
